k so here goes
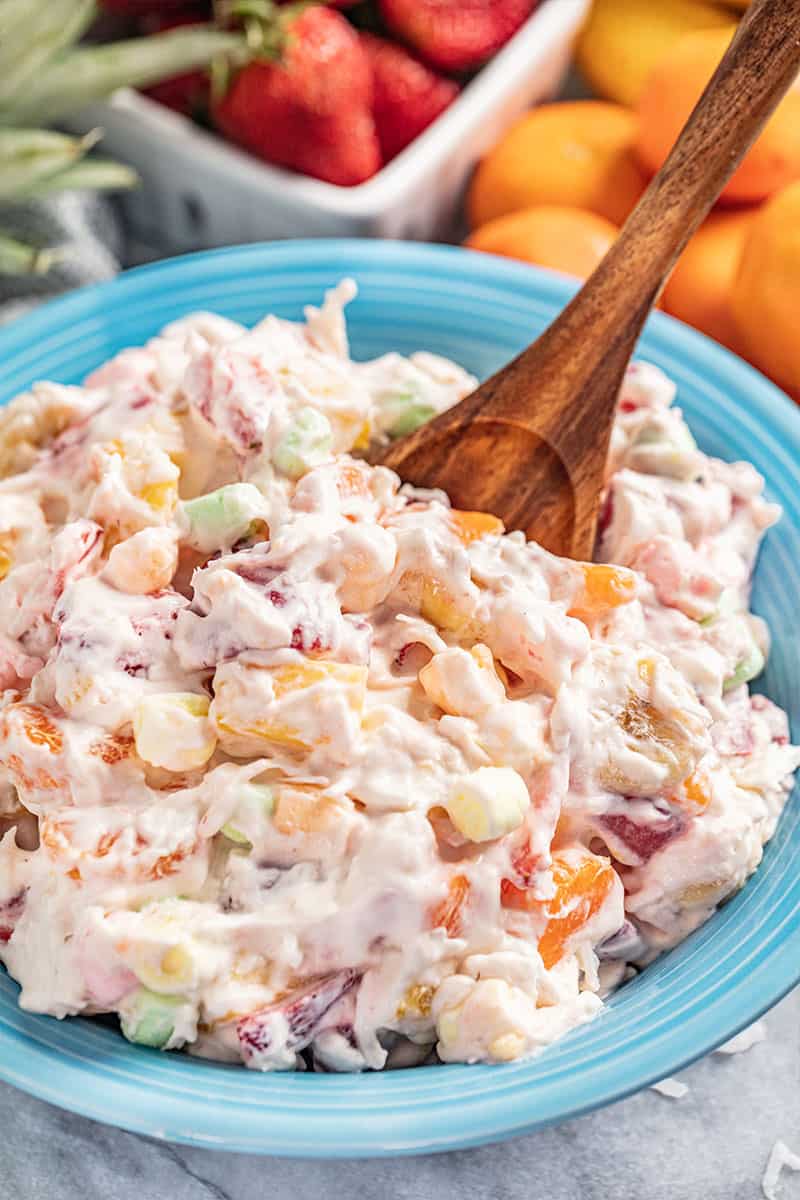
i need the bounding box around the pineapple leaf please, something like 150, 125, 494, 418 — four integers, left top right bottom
0, 129, 100, 200
0, 0, 97, 104
0, 234, 61, 277
0, 28, 245, 127
26, 158, 138, 197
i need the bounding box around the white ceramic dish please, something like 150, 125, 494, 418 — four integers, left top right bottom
65, 0, 588, 254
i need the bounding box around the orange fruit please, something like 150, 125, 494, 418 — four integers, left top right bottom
538, 853, 617, 970
636, 27, 800, 204
576, 0, 735, 107
730, 182, 800, 398
465, 205, 618, 281
662, 209, 757, 350
467, 101, 646, 229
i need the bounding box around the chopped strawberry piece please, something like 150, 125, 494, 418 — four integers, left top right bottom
393, 641, 433, 674
500, 833, 541, 910
360, 34, 458, 162
598, 488, 615, 536
0, 890, 27, 944
600, 811, 684, 865
236, 969, 360, 1065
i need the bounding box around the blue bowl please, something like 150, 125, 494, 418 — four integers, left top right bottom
0, 241, 798, 1157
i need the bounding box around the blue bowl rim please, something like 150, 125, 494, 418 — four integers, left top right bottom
0, 238, 797, 1158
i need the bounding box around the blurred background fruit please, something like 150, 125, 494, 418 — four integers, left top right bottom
360, 33, 460, 161
467, 101, 646, 228
575, 0, 734, 106
465, 204, 618, 278
461, 0, 800, 402
731, 182, 800, 399
635, 27, 800, 203
661, 210, 756, 351
379, 0, 537, 73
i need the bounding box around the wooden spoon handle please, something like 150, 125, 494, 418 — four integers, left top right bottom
478, 0, 800, 464
381, 0, 800, 561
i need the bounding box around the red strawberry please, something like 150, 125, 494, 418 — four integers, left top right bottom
360, 33, 458, 161
141, 9, 212, 116
379, 0, 537, 73
213, 6, 381, 187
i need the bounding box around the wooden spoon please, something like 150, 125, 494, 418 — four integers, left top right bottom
381, 0, 800, 560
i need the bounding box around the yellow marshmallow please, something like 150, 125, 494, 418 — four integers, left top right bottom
418, 644, 505, 717
133, 692, 216, 772
134, 942, 195, 994
445, 767, 530, 842
488, 1032, 526, 1062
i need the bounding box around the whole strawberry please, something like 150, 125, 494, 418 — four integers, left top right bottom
379, 0, 537, 73
361, 33, 458, 162
141, 10, 212, 117
213, 5, 381, 187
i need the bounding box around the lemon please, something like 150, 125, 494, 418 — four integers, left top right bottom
576, 0, 735, 106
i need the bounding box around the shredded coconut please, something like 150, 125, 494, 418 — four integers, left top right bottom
763, 1140, 800, 1200
715, 1019, 767, 1055
650, 1076, 689, 1099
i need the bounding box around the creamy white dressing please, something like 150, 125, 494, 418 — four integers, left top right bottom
0, 283, 796, 1072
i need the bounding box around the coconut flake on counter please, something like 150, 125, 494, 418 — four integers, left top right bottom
715, 1018, 767, 1056
650, 1077, 689, 1100
762, 1140, 800, 1200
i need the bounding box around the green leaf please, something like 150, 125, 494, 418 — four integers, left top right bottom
0, 0, 97, 104
26, 158, 139, 196
0, 28, 245, 127
0, 128, 87, 156
0, 234, 59, 277
0, 129, 99, 200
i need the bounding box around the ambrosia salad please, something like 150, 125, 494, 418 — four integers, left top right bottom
0, 283, 796, 1072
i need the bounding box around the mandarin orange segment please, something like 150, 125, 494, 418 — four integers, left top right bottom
429, 874, 470, 938
13, 704, 64, 754
500, 878, 540, 912
272, 786, 344, 835
336, 464, 371, 500
448, 509, 505, 545
538, 853, 616, 970
674, 768, 713, 811
568, 563, 636, 619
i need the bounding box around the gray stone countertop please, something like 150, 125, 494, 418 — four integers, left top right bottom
1, 989, 798, 1200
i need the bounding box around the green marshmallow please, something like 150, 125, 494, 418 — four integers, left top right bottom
181, 483, 266, 552
723, 643, 766, 692
273, 408, 332, 479
120, 988, 185, 1049
385, 399, 438, 438
220, 822, 252, 848
630, 423, 698, 480
220, 783, 275, 850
